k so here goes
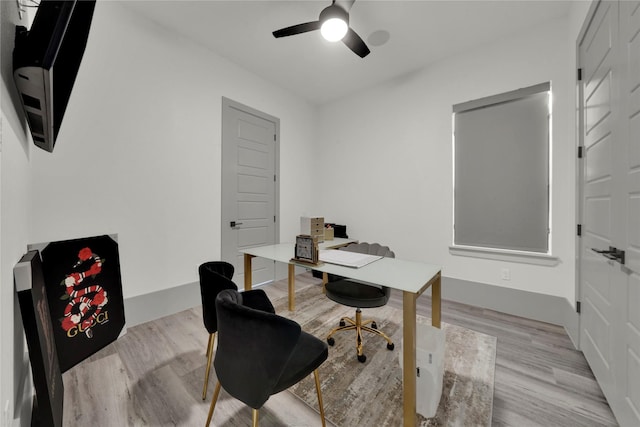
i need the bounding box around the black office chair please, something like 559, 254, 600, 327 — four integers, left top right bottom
325, 242, 395, 363
206, 289, 328, 427
198, 261, 237, 400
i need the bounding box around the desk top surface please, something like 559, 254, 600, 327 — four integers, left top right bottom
240, 240, 441, 294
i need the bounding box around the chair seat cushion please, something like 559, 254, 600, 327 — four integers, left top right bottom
273, 331, 328, 394
325, 279, 390, 308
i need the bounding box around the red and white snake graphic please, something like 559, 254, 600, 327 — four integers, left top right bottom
60, 247, 108, 338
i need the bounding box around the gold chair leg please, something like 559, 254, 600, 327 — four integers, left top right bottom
252, 408, 259, 427
202, 332, 215, 400
205, 381, 221, 427
326, 316, 358, 341
341, 316, 356, 326
326, 323, 357, 340
361, 325, 394, 345
314, 369, 327, 427
356, 325, 364, 356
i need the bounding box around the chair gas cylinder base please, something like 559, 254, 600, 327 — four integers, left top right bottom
326, 307, 395, 363
324, 243, 396, 363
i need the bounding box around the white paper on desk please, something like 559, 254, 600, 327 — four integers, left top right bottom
319, 250, 383, 268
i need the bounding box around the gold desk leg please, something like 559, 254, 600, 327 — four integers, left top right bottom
288, 263, 295, 311
402, 291, 417, 427
432, 272, 441, 328
244, 253, 254, 291
252, 409, 259, 427
321, 272, 328, 294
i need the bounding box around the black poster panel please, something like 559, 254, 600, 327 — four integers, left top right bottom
39, 235, 126, 372
14, 251, 64, 427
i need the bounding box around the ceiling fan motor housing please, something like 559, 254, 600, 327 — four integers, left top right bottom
320, 4, 349, 25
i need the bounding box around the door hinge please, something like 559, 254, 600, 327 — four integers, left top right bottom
577, 68, 583, 81
274, 174, 276, 182
577, 224, 582, 236
274, 215, 276, 222
273, 134, 276, 141
578, 146, 584, 158
576, 301, 581, 314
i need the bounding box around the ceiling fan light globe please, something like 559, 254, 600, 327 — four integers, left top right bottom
321, 18, 348, 42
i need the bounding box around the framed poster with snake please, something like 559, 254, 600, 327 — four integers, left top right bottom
31, 234, 126, 372
15, 250, 64, 427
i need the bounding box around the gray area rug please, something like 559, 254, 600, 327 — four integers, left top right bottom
274, 285, 497, 426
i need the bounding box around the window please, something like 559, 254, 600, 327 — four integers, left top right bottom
452, 82, 552, 262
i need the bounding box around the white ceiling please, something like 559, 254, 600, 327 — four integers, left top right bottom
121, 0, 572, 105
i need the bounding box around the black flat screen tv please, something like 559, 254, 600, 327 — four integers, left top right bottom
13, 0, 96, 152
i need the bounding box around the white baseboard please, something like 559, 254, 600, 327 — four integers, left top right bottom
123, 281, 202, 327
123, 276, 581, 348
440, 277, 580, 347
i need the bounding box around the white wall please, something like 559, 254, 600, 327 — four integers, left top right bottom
315, 17, 578, 303
0, 111, 32, 427
1, 1, 317, 425
27, 2, 319, 299
2, 0, 36, 424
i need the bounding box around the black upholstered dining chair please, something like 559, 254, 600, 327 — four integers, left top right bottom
198, 261, 237, 400
206, 289, 328, 427
325, 242, 395, 363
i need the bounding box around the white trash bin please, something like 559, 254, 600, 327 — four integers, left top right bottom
400, 322, 445, 418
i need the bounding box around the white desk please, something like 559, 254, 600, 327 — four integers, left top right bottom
240, 241, 442, 427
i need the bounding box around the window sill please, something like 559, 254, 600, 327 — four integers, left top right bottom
449, 245, 560, 266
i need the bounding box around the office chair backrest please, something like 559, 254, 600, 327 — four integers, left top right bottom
341, 242, 394, 258
214, 289, 302, 409
198, 261, 236, 333
327, 242, 395, 283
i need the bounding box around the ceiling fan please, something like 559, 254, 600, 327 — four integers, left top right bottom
272, 0, 370, 58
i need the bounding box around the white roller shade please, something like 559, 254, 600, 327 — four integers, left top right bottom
453, 83, 550, 253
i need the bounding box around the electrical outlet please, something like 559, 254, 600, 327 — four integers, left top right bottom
501, 268, 511, 281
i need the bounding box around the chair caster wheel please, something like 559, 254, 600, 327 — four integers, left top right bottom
387, 343, 395, 351
339, 320, 346, 327
357, 354, 367, 363
371, 322, 377, 329
327, 337, 335, 346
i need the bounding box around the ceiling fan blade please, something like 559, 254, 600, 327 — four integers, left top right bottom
342, 27, 370, 58
273, 21, 321, 38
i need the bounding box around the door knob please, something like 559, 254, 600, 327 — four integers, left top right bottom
591, 246, 625, 265
230, 221, 243, 228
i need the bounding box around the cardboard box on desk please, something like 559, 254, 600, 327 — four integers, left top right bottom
324, 227, 334, 240
301, 216, 324, 243
325, 223, 348, 239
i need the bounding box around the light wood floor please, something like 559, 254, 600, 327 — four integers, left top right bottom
63, 272, 617, 426
387, 284, 618, 427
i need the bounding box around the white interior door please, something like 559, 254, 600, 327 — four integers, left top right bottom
615, 1, 640, 424
579, 0, 619, 398
221, 98, 279, 287
578, 2, 640, 425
